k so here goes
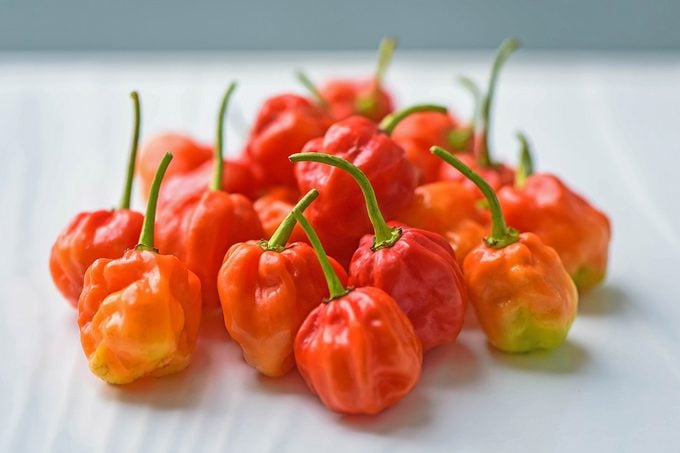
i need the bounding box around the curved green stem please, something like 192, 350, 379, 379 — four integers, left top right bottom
431, 146, 518, 249
264, 189, 319, 251
293, 209, 348, 301
375, 37, 397, 85
295, 70, 328, 108
515, 132, 534, 187
136, 153, 173, 252
379, 104, 448, 136
119, 91, 141, 209
211, 82, 237, 191
478, 38, 520, 167
289, 152, 401, 250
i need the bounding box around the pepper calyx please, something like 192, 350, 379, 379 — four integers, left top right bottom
371, 227, 403, 252
483, 227, 519, 249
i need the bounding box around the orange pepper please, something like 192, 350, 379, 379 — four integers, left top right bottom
217, 189, 347, 377
78, 153, 202, 384
252, 186, 308, 244
293, 209, 422, 415
50, 92, 144, 306
434, 146, 578, 353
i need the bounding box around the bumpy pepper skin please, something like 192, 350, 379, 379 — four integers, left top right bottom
319, 79, 394, 122
295, 287, 422, 415
245, 94, 332, 187
294, 117, 417, 265
253, 187, 308, 244
464, 232, 578, 353
156, 190, 263, 310
439, 152, 515, 193
78, 249, 202, 384
217, 242, 347, 377
349, 223, 467, 351
397, 181, 490, 266
498, 173, 611, 291
50, 209, 143, 306
137, 133, 213, 198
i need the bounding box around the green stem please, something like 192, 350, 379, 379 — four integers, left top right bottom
478, 38, 520, 167
211, 82, 237, 191
515, 132, 534, 187
293, 209, 347, 301
119, 91, 141, 209
458, 75, 482, 128
379, 104, 448, 136
289, 152, 401, 250
431, 146, 518, 249
295, 70, 328, 108
264, 189, 319, 251
136, 153, 173, 252
375, 36, 397, 86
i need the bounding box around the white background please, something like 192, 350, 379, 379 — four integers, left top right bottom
1, 51, 679, 452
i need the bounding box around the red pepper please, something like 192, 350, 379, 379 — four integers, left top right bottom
292, 105, 442, 265
217, 189, 347, 377
244, 93, 332, 188
497, 134, 611, 291
156, 84, 264, 310
50, 92, 144, 306
291, 153, 466, 351
293, 209, 422, 414
253, 186, 309, 244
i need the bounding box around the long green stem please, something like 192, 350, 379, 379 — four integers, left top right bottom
478, 38, 520, 167
515, 132, 534, 187
375, 37, 397, 85
431, 146, 518, 249
289, 152, 401, 250
136, 153, 173, 252
119, 91, 141, 209
293, 209, 347, 301
264, 189, 319, 251
295, 70, 328, 108
211, 82, 237, 191
379, 104, 448, 136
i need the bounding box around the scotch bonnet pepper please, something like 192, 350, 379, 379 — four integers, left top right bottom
78, 153, 202, 384
50, 92, 144, 306
433, 146, 577, 353
293, 209, 422, 415
156, 83, 264, 310
291, 153, 466, 351
217, 189, 347, 377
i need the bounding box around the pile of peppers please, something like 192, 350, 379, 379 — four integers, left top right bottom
50, 37, 611, 415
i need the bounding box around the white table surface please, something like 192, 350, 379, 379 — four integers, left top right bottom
1, 51, 679, 453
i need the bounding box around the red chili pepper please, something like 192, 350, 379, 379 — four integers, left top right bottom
253, 186, 309, 244
291, 105, 443, 265
293, 209, 422, 414
244, 93, 332, 188
50, 92, 144, 306
156, 84, 264, 310
498, 134, 611, 291
217, 189, 347, 377
433, 146, 578, 352
78, 153, 202, 384
291, 153, 466, 351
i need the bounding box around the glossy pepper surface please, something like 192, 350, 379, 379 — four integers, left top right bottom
78, 153, 202, 384
291, 106, 443, 265
217, 190, 347, 377
434, 146, 577, 353
50, 92, 144, 306
498, 135, 611, 291
293, 210, 422, 414
156, 84, 264, 309
293, 153, 466, 351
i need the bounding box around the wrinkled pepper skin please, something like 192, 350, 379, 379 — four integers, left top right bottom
137, 133, 212, 198
498, 173, 611, 291
50, 209, 143, 306
319, 79, 394, 122
439, 152, 515, 194
464, 232, 578, 353
349, 223, 467, 351
217, 242, 348, 377
156, 190, 264, 310
78, 249, 202, 384
294, 117, 417, 265
245, 94, 332, 187
253, 187, 308, 244
295, 287, 422, 414
397, 182, 490, 266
